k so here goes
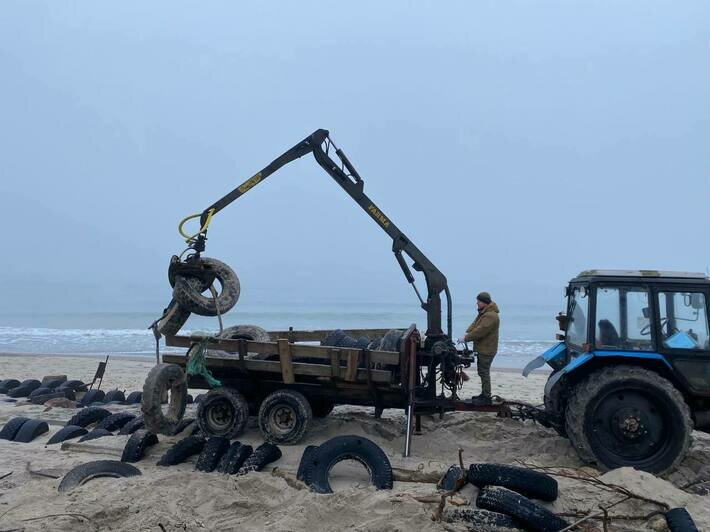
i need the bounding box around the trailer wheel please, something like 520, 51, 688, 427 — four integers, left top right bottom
565, 365, 692, 474
142, 364, 188, 435
258, 389, 312, 445
196, 387, 249, 439
172, 257, 240, 317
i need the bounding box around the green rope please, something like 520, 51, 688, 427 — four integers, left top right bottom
186, 337, 222, 388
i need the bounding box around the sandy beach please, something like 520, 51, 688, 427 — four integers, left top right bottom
0, 353, 708, 531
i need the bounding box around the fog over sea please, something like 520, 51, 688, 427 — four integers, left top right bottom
0, 302, 559, 369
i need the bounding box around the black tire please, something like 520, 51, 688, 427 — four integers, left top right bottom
355, 336, 370, 349
565, 365, 692, 474
258, 389, 312, 445
0, 417, 30, 440
41, 376, 67, 389
142, 363, 188, 435
156, 299, 192, 337
79, 428, 114, 442
121, 430, 159, 463
196, 387, 249, 439
305, 435, 393, 494
21, 379, 41, 390
59, 380, 88, 393
172, 257, 240, 316
0, 379, 21, 394
217, 442, 253, 474
194, 394, 206, 404
444, 508, 523, 530
8, 385, 34, 398
665, 508, 699, 532
47, 425, 89, 445
29, 387, 53, 399
96, 412, 136, 431
79, 389, 105, 406
125, 391, 143, 404
297, 445, 319, 483
58, 460, 141, 492
236, 442, 282, 476
171, 417, 196, 436
321, 329, 347, 347
67, 406, 111, 428
438, 465, 465, 491
366, 337, 382, 350
310, 400, 335, 418
119, 416, 145, 435
217, 324, 271, 343
13, 419, 49, 443
104, 390, 126, 403
476, 486, 568, 532
468, 463, 558, 502
186, 394, 194, 404
378, 329, 403, 352
195, 436, 230, 472
157, 435, 206, 466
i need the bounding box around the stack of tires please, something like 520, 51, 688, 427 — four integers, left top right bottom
156, 257, 240, 336
446, 463, 568, 532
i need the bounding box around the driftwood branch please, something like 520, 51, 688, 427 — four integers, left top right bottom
271, 467, 310, 491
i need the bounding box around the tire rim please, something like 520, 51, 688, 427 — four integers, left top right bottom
268, 404, 297, 435
589, 386, 671, 465
206, 399, 235, 432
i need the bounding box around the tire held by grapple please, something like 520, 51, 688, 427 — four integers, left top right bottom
172, 257, 240, 317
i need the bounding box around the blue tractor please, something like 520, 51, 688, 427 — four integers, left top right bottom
525, 270, 710, 474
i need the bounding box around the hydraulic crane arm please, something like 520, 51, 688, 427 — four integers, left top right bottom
187, 129, 452, 340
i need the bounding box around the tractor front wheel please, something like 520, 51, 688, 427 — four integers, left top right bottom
565, 365, 692, 474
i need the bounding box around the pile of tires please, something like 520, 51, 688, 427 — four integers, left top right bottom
156, 256, 240, 336
321, 329, 403, 352
441, 463, 568, 532
0, 376, 93, 405
0, 417, 49, 443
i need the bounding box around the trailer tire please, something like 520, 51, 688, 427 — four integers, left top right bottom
322, 329, 347, 347
476, 486, 568, 532
444, 508, 523, 530
218, 324, 270, 343
665, 508, 699, 532
79, 428, 114, 442
305, 435, 393, 494
565, 365, 692, 474
121, 430, 159, 463
58, 460, 141, 492
67, 406, 111, 428
173, 257, 240, 317
378, 329, 403, 352
157, 435, 206, 466
13, 419, 49, 443
309, 400, 335, 418
79, 389, 105, 406
297, 445, 319, 483
0, 417, 30, 440
258, 389, 312, 445
142, 363, 188, 436
96, 412, 136, 432
197, 387, 249, 439
119, 416, 145, 435
47, 425, 89, 445
468, 463, 558, 501
195, 436, 230, 472
217, 442, 253, 474
236, 442, 282, 476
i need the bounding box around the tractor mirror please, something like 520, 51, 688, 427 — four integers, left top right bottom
642, 307, 650, 319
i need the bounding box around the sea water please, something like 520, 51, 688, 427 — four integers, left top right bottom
0, 302, 559, 369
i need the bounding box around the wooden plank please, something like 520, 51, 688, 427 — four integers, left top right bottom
165, 335, 400, 365
162, 354, 392, 383
330, 348, 341, 379
278, 339, 295, 385
344, 349, 359, 382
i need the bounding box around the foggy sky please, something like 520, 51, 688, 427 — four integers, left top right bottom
1, 1, 708, 314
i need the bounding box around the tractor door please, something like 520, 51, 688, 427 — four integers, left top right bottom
654, 285, 710, 397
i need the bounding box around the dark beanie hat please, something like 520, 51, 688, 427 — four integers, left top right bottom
477, 292, 492, 304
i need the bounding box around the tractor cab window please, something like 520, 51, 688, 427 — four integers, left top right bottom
658, 291, 710, 351
595, 286, 652, 351
566, 286, 589, 352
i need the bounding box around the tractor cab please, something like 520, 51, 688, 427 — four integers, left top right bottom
525, 270, 710, 473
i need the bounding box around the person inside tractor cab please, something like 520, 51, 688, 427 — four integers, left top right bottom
462, 292, 500, 406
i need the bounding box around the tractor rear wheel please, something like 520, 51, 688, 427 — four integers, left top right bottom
565, 365, 691, 474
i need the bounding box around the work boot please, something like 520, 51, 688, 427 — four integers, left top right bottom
471, 393, 492, 406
